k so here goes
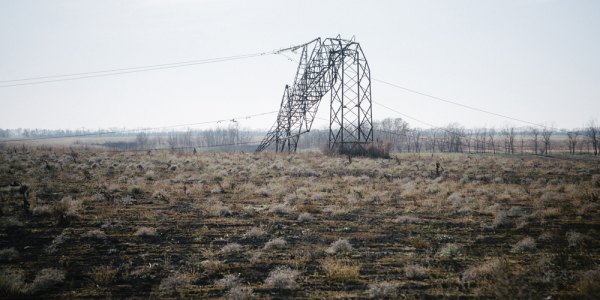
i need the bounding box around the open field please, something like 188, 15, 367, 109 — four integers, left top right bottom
1, 148, 599, 299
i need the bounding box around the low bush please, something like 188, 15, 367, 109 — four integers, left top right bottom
321, 258, 360, 282
133, 227, 157, 237
263, 238, 287, 250
28, 268, 66, 294
264, 266, 300, 290
510, 236, 536, 253
366, 281, 398, 298
326, 239, 353, 254
0, 248, 19, 262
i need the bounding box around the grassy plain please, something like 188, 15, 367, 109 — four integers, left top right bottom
1, 147, 599, 299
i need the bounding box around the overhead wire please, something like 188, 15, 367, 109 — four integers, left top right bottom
113, 140, 263, 153
0, 43, 308, 88
372, 78, 552, 129
275, 51, 556, 130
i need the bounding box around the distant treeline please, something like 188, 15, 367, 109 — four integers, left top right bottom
1, 119, 599, 155
0, 128, 128, 138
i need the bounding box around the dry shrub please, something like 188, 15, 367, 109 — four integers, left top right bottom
574, 269, 600, 299
460, 257, 535, 299
256, 186, 272, 197
323, 205, 350, 216
404, 264, 427, 279
530, 256, 557, 284
0, 217, 23, 228
511, 236, 536, 253
0, 247, 19, 262
215, 274, 240, 289
200, 259, 223, 275
205, 200, 232, 217
263, 238, 287, 250
492, 210, 511, 228
566, 231, 585, 248
326, 238, 353, 254
128, 185, 144, 196
437, 243, 462, 258
226, 285, 254, 300
321, 258, 360, 282
364, 141, 392, 159
151, 190, 168, 201
366, 281, 398, 298
28, 268, 66, 294
158, 272, 195, 295
220, 243, 243, 254
54, 196, 82, 218
507, 206, 527, 217
283, 193, 298, 205
45, 229, 71, 254
85, 229, 107, 240
409, 237, 432, 249
0, 268, 26, 295
32, 205, 52, 216
89, 265, 118, 287
264, 266, 300, 290
539, 207, 561, 218
133, 226, 157, 237
393, 215, 423, 224
324, 141, 391, 158
269, 204, 292, 215
297, 212, 313, 222
243, 227, 267, 238
462, 258, 503, 286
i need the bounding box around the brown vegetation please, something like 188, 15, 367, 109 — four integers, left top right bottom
0, 146, 599, 298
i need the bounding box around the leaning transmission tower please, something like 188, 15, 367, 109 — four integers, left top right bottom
256, 36, 373, 153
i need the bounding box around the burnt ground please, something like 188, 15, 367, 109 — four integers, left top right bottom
1, 149, 599, 299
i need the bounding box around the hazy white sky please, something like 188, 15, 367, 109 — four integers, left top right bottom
1, 0, 599, 131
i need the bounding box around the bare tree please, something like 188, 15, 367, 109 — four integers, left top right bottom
479, 128, 487, 153
444, 123, 464, 153
136, 132, 149, 149
585, 121, 599, 155
465, 129, 474, 153
541, 127, 553, 155
530, 127, 540, 155
413, 129, 422, 153
167, 132, 178, 151
488, 128, 496, 154
501, 127, 516, 154
375, 118, 409, 152
431, 130, 438, 154
182, 129, 193, 147
567, 131, 580, 155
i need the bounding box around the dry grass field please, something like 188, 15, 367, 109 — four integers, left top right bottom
1, 147, 599, 299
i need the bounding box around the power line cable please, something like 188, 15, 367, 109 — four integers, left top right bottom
0, 53, 265, 83
0, 42, 310, 88
115, 140, 263, 153
372, 78, 552, 129
277, 54, 553, 130
0, 54, 270, 88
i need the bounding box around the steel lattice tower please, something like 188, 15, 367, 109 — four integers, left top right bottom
256, 36, 373, 153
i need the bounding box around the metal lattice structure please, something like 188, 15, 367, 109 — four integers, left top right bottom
256, 36, 373, 153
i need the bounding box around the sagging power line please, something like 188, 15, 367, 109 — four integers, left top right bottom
373, 78, 552, 130
0, 49, 292, 87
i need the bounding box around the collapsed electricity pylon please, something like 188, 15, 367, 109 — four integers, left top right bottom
256, 36, 373, 153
